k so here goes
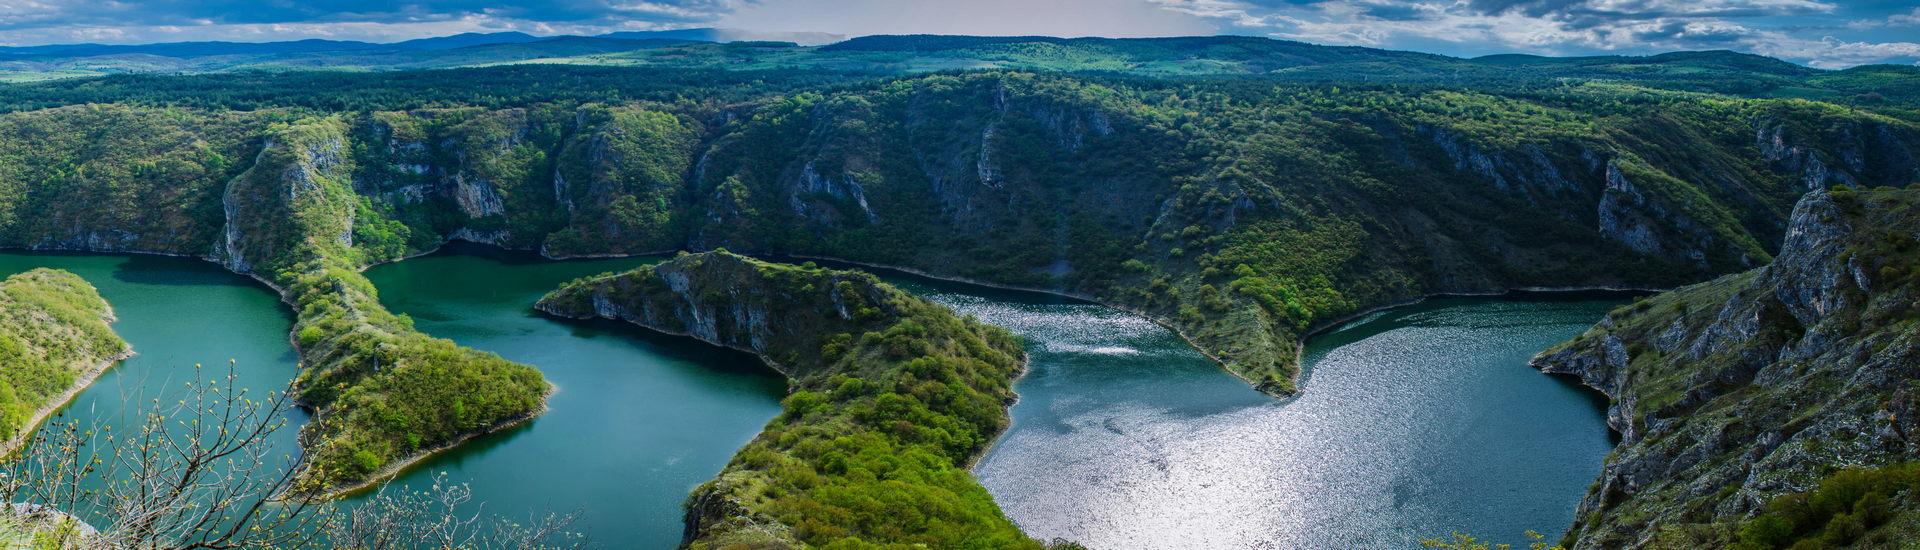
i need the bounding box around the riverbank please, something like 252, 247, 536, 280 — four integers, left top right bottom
535, 252, 1038, 549
0, 347, 134, 458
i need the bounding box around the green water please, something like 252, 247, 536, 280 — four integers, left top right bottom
883, 274, 1624, 549
0, 249, 786, 547
0, 252, 307, 524
6, 248, 1621, 548
359, 246, 786, 547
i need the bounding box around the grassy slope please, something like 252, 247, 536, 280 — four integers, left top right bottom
537, 251, 1034, 549
0, 268, 129, 451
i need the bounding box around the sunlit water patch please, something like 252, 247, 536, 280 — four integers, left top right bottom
887, 276, 1621, 549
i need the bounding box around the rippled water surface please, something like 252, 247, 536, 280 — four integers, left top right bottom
889, 275, 1622, 549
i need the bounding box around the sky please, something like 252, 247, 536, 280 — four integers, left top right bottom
0, 0, 1916, 67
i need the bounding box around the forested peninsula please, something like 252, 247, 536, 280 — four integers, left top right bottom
536, 251, 1034, 548
0, 268, 130, 454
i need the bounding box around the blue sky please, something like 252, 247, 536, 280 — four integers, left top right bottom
0, 0, 1915, 67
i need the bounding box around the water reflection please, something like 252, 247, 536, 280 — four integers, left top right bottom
889, 275, 1620, 550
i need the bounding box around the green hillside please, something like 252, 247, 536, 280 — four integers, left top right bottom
0, 268, 129, 452
538, 251, 1033, 548
0, 38, 1913, 498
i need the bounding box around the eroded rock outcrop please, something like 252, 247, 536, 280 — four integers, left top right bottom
1535, 186, 1920, 548
536, 251, 1036, 549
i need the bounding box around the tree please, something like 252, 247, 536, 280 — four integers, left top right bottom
0, 362, 582, 549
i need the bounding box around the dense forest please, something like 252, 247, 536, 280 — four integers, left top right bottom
0, 33, 1916, 509
537, 251, 1036, 548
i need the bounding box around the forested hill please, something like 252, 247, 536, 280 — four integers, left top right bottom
537, 251, 1033, 548
2, 33, 1918, 107
2, 63, 1918, 398
0, 39, 1915, 486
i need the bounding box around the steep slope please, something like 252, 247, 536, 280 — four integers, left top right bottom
0, 268, 130, 453
219, 117, 548, 492
1533, 186, 1920, 548
0, 67, 1916, 491
5, 73, 1917, 403
536, 251, 1034, 549
678, 74, 1920, 394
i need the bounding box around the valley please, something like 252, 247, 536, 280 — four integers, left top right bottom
0, 29, 1913, 549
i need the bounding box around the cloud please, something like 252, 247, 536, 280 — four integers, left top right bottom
1848, 7, 1920, 29
720, 0, 1213, 38
1153, 0, 1919, 66
0, 0, 755, 45
0, 0, 1911, 67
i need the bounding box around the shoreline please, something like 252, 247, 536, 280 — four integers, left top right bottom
0, 347, 135, 459
311, 399, 550, 500
532, 275, 1029, 472
770, 254, 1267, 395
0, 242, 1667, 492
0, 276, 134, 459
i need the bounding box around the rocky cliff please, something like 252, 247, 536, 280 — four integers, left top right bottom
0, 268, 131, 453
1534, 186, 1920, 548
2, 73, 1917, 491
213, 116, 549, 494
537, 251, 1035, 549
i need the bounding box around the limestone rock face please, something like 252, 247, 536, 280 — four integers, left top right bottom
1534, 187, 1920, 549
535, 251, 1032, 549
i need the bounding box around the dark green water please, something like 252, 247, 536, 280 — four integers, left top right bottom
885, 274, 1623, 549
0, 252, 307, 524
359, 248, 786, 547
6, 248, 1621, 548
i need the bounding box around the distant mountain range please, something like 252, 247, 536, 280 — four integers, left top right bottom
0, 29, 1911, 103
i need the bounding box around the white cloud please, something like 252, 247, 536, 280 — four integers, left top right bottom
1847, 7, 1920, 29
1741, 32, 1920, 68
1152, 0, 1917, 66
720, 0, 1213, 38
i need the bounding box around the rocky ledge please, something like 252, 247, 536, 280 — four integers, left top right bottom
1533, 186, 1920, 548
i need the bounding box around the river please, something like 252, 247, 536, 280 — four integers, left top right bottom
2, 249, 1621, 548
888, 276, 1622, 549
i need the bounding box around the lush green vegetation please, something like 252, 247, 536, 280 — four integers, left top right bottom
0, 269, 128, 449
1733, 462, 1920, 549
0, 34, 1915, 501
538, 251, 1036, 549
5, 35, 1917, 112
216, 117, 549, 491
1, 64, 1913, 404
